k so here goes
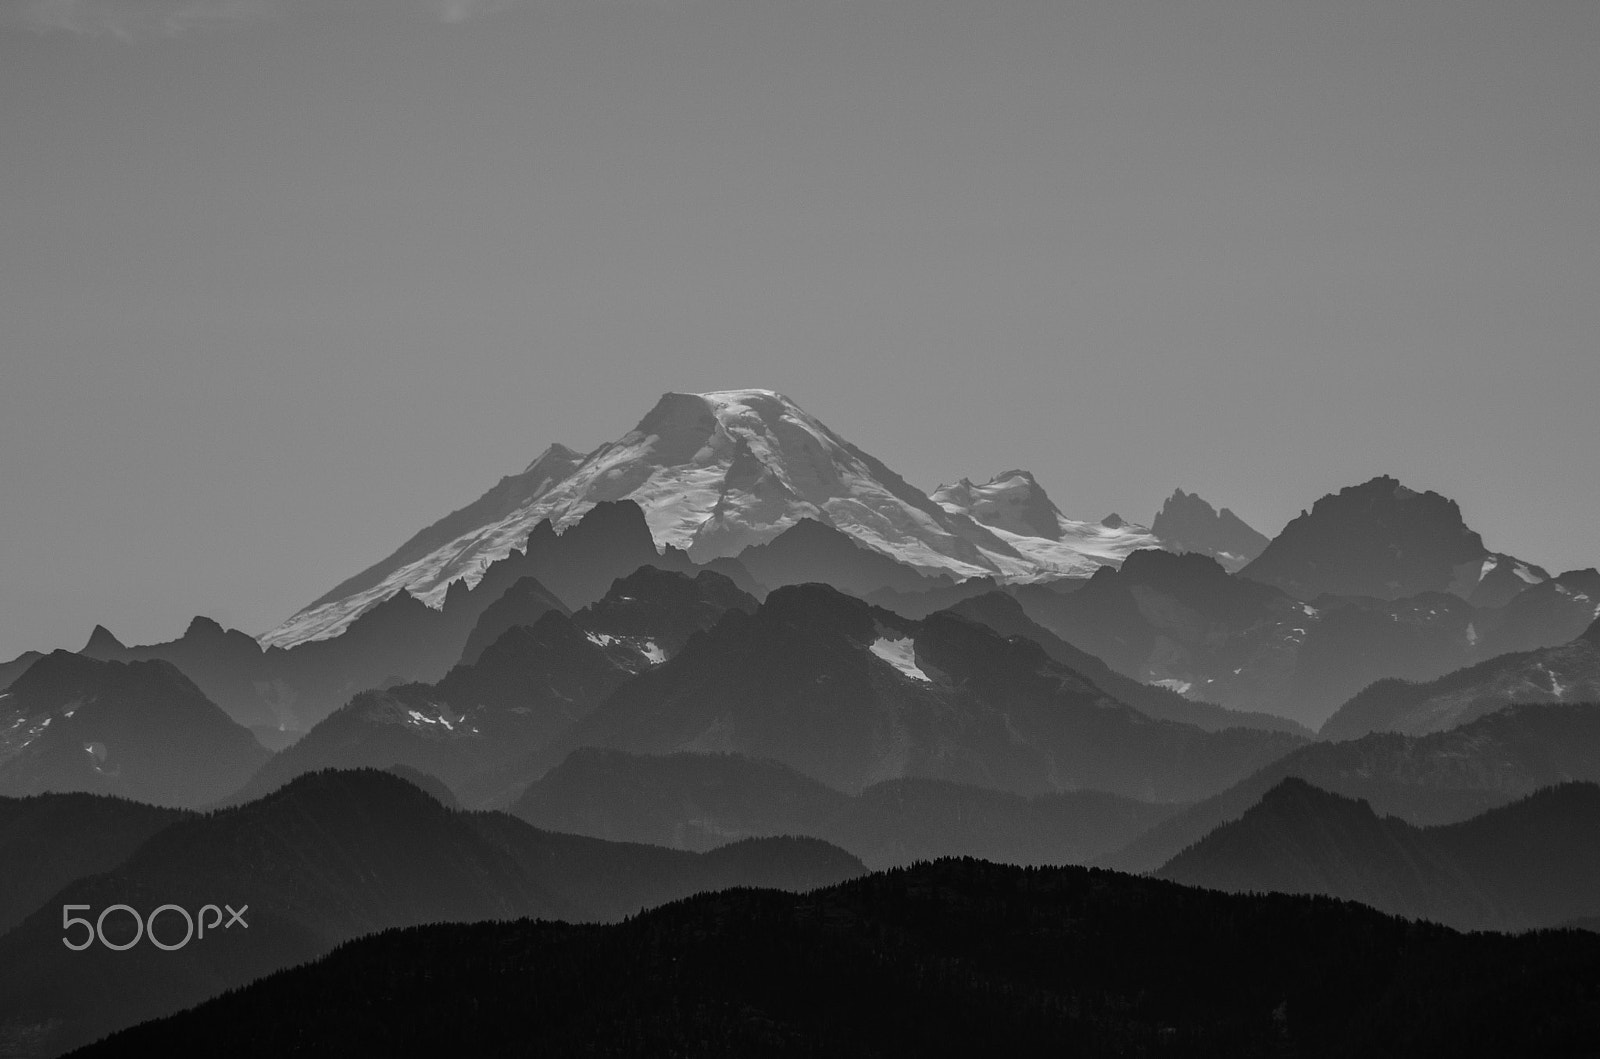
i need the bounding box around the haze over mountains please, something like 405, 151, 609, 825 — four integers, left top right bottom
1158, 778, 1600, 932
1107, 701, 1600, 874
4, 386, 1600, 1055
1321, 616, 1600, 741
226, 565, 759, 802
26, 389, 1586, 741
0, 653, 267, 807
1150, 488, 1270, 572
513, 748, 1180, 870
0, 769, 862, 1055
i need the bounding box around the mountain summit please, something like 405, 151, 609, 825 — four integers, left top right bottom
1239, 475, 1546, 603
1150, 489, 1269, 571
265, 391, 1136, 647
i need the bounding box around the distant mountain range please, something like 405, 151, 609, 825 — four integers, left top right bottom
942, 589, 1309, 735
5, 385, 1600, 1055
1321, 615, 1600, 740
72, 500, 738, 733
13, 393, 1581, 744
514, 747, 1181, 869
1009, 505, 1591, 728
517, 580, 1302, 801
225, 565, 758, 801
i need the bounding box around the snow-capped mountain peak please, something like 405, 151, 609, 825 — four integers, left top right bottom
932, 469, 1159, 579
263, 389, 1201, 649
522, 442, 586, 479
932, 469, 1065, 541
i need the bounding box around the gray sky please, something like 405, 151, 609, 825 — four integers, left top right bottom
1, 0, 1596, 658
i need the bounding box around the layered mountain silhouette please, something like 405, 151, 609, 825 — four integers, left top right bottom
1107, 701, 1600, 873
1159, 779, 1600, 931
528, 581, 1302, 801
455, 575, 571, 665
0, 652, 267, 807
78, 501, 756, 733
516, 748, 849, 851
860, 575, 1002, 618
1472, 567, 1600, 656
226, 567, 759, 801
731, 517, 954, 597
0, 768, 863, 1056
13, 382, 1600, 1056
1239, 475, 1546, 603
1014, 550, 1450, 725
1149, 488, 1270, 571
79, 859, 1600, 1058
942, 590, 1309, 735
1010, 545, 1580, 727
513, 747, 1180, 868
0, 650, 45, 694
1322, 616, 1600, 741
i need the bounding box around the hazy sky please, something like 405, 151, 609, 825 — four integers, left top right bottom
1, 0, 1596, 658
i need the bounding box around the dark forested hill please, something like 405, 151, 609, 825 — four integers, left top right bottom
0, 793, 189, 936
78, 859, 1600, 1058
0, 769, 861, 1058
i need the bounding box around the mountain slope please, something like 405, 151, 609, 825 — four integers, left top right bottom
227, 567, 759, 801
1472, 567, 1600, 656
1105, 701, 1600, 873
930, 469, 1158, 577
85, 502, 754, 734
0, 651, 45, 694
0, 792, 189, 936
293, 441, 588, 620
0, 652, 268, 808
943, 590, 1310, 735
512, 747, 1179, 869
456, 575, 570, 665
731, 517, 955, 597
532, 582, 1302, 802
1011, 548, 1525, 727
1321, 618, 1600, 741
1159, 779, 1600, 931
